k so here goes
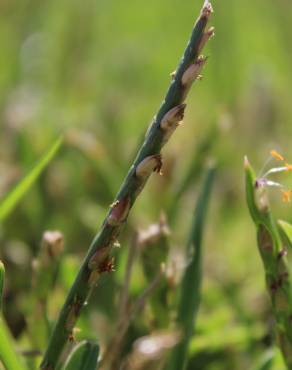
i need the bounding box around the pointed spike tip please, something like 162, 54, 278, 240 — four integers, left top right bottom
244, 156, 250, 170
181, 56, 208, 86
201, 1, 213, 18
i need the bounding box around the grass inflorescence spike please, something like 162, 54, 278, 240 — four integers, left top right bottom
40, 2, 214, 368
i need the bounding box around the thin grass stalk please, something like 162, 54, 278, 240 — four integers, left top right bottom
101, 271, 162, 370
0, 261, 4, 314
29, 231, 64, 349
41, 3, 213, 369
139, 217, 171, 327
100, 235, 139, 369
0, 261, 28, 370
166, 164, 215, 370
118, 234, 139, 322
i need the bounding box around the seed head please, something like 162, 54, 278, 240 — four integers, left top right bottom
65, 297, 82, 332
136, 154, 163, 179
42, 230, 64, 259
108, 197, 131, 226
198, 27, 215, 54
160, 104, 186, 144
161, 104, 185, 130
88, 246, 110, 270
98, 256, 115, 273
181, 56, 208, 93
201, 1, 213, 19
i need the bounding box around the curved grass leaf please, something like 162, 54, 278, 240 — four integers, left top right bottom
167, 164, 216, 370
253, 349, 274, 370
0, 262, 28, 370
0, 136, 63, 222
0, 320, 28, 370
62, 341, 99, 370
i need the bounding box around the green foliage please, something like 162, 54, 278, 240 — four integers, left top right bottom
0, 261, 4, 313
253, 350, 274, 370
245, 158, 292, 369
167, 165, 216, 370
0, 321, 29, 370
0, 262, 28, 370
0, 136, 63, 222
278, 220, 292, 249
62, 341, 99, 370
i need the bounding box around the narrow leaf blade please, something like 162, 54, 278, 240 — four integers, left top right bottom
0, 261, 4, 313
0, 321, 28, 370
277, 220, 292, 249
0, 136, 63, 222
167, 164, 216, 370
62, 341, 100, 370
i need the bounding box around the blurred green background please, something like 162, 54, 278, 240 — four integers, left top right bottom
1, 0, 292, 369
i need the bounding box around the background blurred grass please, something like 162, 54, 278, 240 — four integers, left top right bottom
1, 0, 292, 369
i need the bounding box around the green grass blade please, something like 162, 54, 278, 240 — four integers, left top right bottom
0, 262, 28, 370
167, 164, 216, 370
168, 127, 217, 224
0, 321, 28, 370
0, 261, 4, 313
62, 341, 99, 370
253, 349, 274, 370
277, 220, 292, 249
0, 136, 63, 222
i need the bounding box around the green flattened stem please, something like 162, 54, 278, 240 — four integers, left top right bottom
245, 157, 292, 370
166, 164, 216, 370
278, 220, 292, 249
0, 261, 28, 370
62, 341, 99, 370
41, 2, 214, 369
